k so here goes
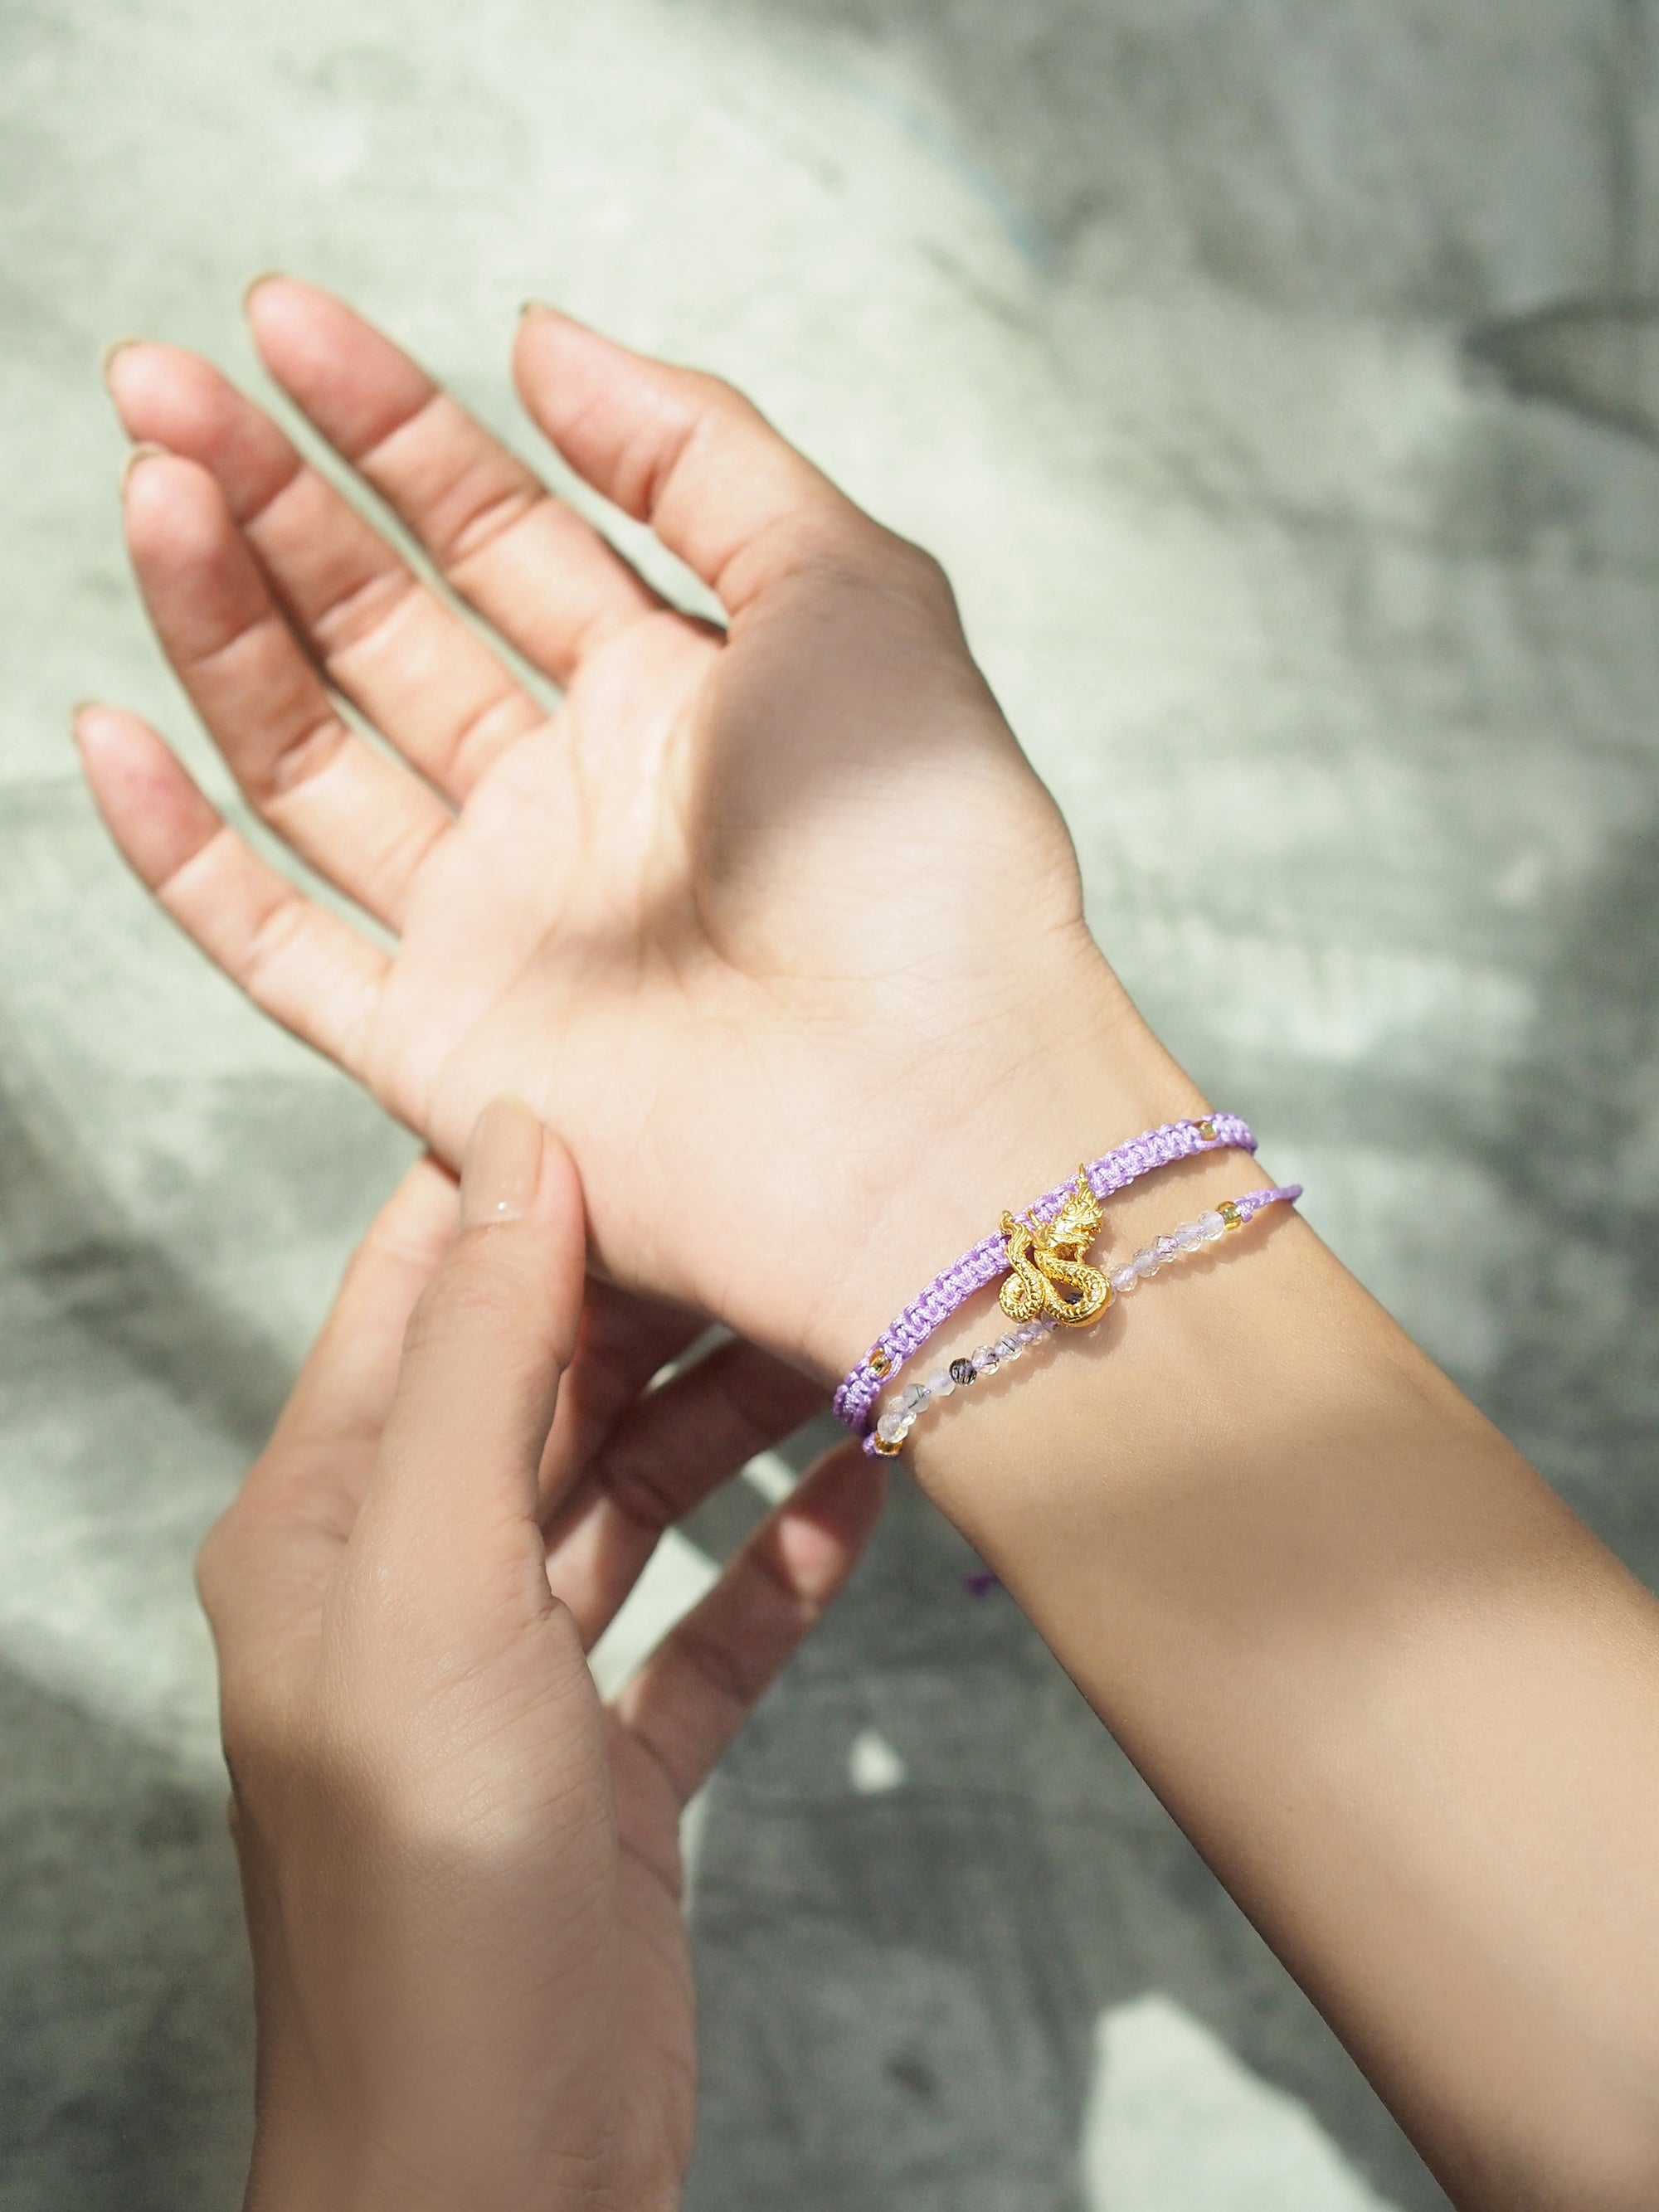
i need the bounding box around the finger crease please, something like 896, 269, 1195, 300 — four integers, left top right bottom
182, 602, 298, 687
237, 448, 309, 532
308, 562, 422, 659
240, 886, 312, 987
613, 1728, 691, 1823
265, 712, 351, 798
594, 1452, 686, 1539
158, 819, 241, 904
351, 384, 450, 481
445, 686, 545, 785
630, 411, 703, 526
669, 1617, 761, 1714
445, 481, 548, 571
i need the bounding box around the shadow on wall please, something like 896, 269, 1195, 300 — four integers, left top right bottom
1470, 299, 1659, 445
734, 0, 1652, 319
0, 1659, 249, 2212
0, 1036, 272, 2208
1486, 812, 1659, 1546
0, 1038, 293, 1456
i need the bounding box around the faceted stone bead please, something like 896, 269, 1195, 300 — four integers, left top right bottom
1133, 1247, 1160, 1278
1174, 1221, 1204, 1251
902, 1383, 930, 1412
1015, 1322, 1044, 1344
995, 1333, 1021, 1360
972, 1344, 1000, 1375
1111, 1266, 1139, 1296
1155, 1236, 1181, 1263
949, 1357, 976, 1386
876, 1410, 907, 1445
1200, 1210, 1227, 1242
928, 1369, 956, 1398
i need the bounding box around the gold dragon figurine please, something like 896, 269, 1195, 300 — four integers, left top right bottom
999, 1167, 1113, 1328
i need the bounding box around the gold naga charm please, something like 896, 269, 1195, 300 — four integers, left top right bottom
999, 1167, 1113, 1328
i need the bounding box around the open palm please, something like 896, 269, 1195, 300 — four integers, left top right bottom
81, 280, 1155, 1374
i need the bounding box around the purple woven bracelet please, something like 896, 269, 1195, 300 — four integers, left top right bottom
834, 1111, 1257, 1437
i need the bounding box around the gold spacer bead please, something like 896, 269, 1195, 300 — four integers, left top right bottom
1219, 1200, 1243, 1232
869, 1347, 893, 1378
1196, 1118, 1219, 1141
870, 1431, 904, 1457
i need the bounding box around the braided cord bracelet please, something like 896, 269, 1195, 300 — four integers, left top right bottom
866, 1182, 1301, 1456
834, 1112, 1257, 1438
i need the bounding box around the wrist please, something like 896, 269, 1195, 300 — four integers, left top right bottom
799, 939, 1217, 1388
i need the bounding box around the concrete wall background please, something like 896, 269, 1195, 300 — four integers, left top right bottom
6, 2, 1659, 2205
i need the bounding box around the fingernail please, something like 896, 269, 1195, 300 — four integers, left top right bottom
101, 337, 142, 386
120, 441, 168, 493
242, 270, 285, 313
460, 1097, 542, 1228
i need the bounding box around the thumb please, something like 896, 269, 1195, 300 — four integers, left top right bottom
349, 1099, 585, 1626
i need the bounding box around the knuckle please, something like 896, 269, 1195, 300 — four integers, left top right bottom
401, 1261, 514, 1354
676, 1614, 757, 1711
880, 530, 956, 606
684, 363, 748, 417
193, 1506, 241, 1626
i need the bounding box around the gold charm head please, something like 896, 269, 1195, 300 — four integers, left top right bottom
998, 1167, 1111, 1328
1040, 1169, 1103, 1262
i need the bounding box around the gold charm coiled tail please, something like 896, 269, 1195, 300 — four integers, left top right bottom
998, 1166, 1113, 1328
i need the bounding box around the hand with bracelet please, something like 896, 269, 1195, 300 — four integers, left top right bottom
79, 278, 1659, 2209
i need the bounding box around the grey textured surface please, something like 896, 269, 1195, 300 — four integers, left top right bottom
6, 1, 1659, 2205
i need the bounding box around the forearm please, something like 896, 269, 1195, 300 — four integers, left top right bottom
891, 1108, 1659, 2208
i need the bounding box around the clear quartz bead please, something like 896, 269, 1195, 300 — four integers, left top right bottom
902, 1382, 929, 1412
1111, 1265, 1139, 1296
1174, 1220, 1204, 1251
995, 1333, 1021, 1360
876, 1409, 906, 1445
1199, 1210, 1226, 1242
1133, 1247, 1160, 1278
928, 1369, 956, 1398
1155, 1235, 1181, 1263
972, 1344, 1000, 1375
1015, 1322, 1044, 1344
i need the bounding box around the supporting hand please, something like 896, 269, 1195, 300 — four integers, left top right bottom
207, 1101, 881, 2211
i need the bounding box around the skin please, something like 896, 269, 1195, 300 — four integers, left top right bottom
211, 1102, 883, 2212
80, 280, 1659, 2208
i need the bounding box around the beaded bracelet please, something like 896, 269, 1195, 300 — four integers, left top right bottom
834, 1112, 1258, 1440
866, 1182, 1301, 1456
